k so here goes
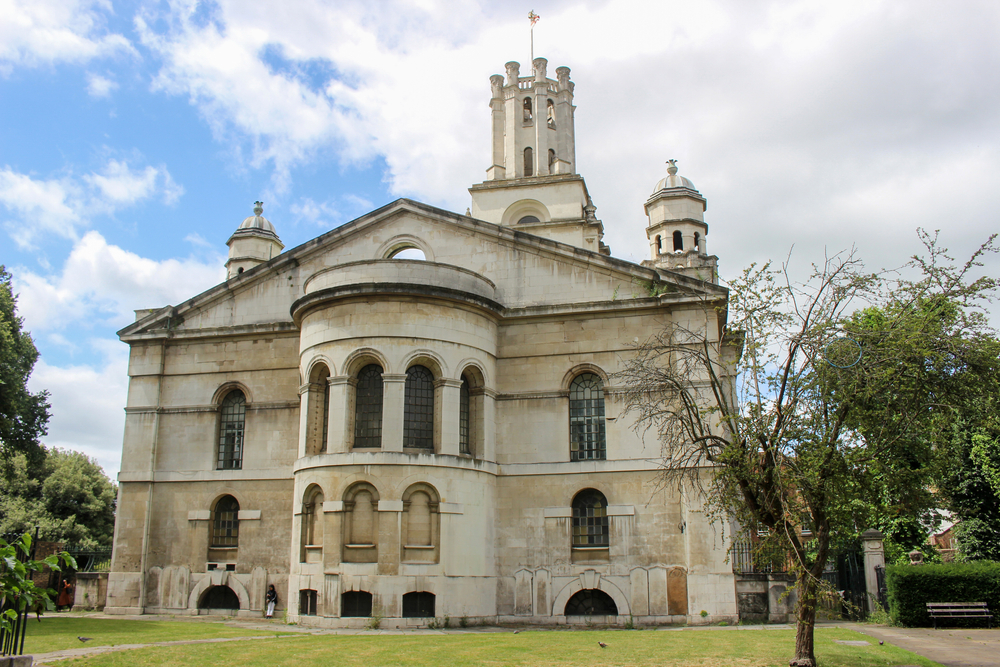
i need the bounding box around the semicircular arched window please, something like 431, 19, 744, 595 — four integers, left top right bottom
390, 247, 426, 260
569, 373, 606, 461
565, 589, 617, 616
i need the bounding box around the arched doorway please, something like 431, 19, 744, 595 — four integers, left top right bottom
565, 589, 618, 616
200, 585, 240, 610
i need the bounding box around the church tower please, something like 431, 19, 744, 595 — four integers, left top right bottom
642, 160, 718, 283
469, 58, 608, 254
226, 201, 284, 279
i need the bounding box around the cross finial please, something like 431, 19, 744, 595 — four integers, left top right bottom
253, 201, 264, 216
666, 159, 678, 176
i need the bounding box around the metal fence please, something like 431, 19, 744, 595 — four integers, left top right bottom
732, 536, 871, 620
874, 564, 888, 611
820, 550, 868, 620
64, 545, 112, 573
731, 537, 776, 574
1, 528, 39, 657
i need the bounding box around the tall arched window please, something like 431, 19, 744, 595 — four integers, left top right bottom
217, 390, 246, 470
524, 147, 534, 177
459, 374, 471, 455
656, 235, 662, 253
212, 495, 240, 548
694, 231, 701, 252
322, 381, 330, 451
354, 364, 383, 449
673, 230, 684, 251
570, 373, 606, 461
548, 148, 556, 170
523, 97, 532, 121
546, 99, 556, 128
306, 364, 330, 455
403, 366, 434, 450
572, 489, 609, 553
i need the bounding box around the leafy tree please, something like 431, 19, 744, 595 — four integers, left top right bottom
0, 449, 117, 548
0, 266, 49, 474
0, 532, 75, 637
617, 231, 996, 667
939, 418, 1000, 562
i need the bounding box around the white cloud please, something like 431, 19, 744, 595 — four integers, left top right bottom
0, 168, 81, 246
86, 72, 118, 97
15, 230, 226, 333
1, 158, 185, 247
28, 340, 129, 479
0, 0, 133, 72
83, 160, 159, 205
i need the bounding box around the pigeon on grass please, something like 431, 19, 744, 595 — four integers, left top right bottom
78, 636, 93, 643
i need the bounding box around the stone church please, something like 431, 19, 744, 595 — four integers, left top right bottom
106, 56, 738, 626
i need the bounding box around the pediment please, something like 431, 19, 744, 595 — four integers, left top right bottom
119, 199, 725, 341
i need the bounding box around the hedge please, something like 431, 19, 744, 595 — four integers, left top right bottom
886, 561, 1000, 627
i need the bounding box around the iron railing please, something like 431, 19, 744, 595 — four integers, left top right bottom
1, 528, 39, 657
731, 537, 777, 574
64, 545, 112, 573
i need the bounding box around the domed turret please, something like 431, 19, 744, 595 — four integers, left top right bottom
643, 160, 717, 283
651, 160, 698, 193
226, 201, 284, 279
238, 201, 278, 234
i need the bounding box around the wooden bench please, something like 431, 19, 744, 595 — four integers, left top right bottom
926, 602, 993, 629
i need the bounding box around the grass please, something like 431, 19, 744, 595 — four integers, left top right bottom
37, 624, 942, 667
22, 615, 291, 653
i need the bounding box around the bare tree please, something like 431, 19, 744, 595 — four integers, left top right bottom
618, 232, 997, 667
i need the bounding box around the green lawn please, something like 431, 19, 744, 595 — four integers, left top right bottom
36, 624, 942, 667
22, 615, 290, 653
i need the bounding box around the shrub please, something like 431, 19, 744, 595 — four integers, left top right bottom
886, 561, 1000, 626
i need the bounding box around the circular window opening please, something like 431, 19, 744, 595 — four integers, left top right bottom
389, 247, 426, 260
517, 215, 540, 224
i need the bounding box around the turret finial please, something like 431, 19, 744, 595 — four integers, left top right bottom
666, 159, 678, 176
253, 201, 264, 216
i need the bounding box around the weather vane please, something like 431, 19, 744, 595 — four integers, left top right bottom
529, 10, 540, 62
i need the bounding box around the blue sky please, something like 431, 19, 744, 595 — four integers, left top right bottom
2, 0, 998, 479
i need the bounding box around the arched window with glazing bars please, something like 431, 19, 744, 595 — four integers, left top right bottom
212, 495, 240, 548
217, 390, 246, 469
354, 365, 383, 448
403, 366, 434, 449
569, 373, 606, 461
571, 489, 609, 548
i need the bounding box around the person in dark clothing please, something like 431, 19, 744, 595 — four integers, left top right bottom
265, 584, 278, 618
57, 579, 74, 611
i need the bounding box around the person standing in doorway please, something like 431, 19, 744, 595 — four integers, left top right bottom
265, 584, 278, 619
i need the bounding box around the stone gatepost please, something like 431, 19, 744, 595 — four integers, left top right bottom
861, 529, 885, 612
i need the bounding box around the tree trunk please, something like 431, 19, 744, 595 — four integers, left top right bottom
789, 569, 819, 667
